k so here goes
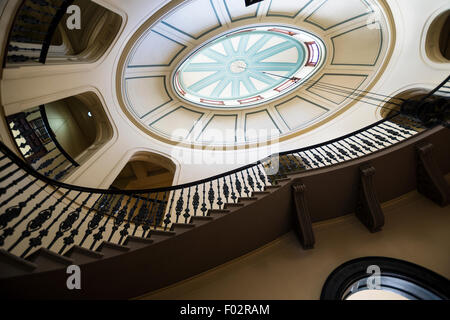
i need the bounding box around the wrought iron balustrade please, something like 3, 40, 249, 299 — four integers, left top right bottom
4, 0, 74, 66
0, 75, 448, 265
6, 105, 79, 181
0, 112, 426, 259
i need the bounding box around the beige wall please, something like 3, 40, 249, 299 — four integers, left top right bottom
45, 99, 95, 158
139, 188, 450, 300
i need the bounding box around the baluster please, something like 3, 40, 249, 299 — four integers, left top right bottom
201, 183, 207, 216
256, 164, 268, 188
107, 195, 131, 242
155, 191, 168, 229
348, 137, 370, 154
89, 194, 123, 250
60, 193, 101, 253
296, 153, 312, 170
79, 194, 112, 247
175, 189, 184, 223
336, 141, 358, 157
133, 193, 150, 236
20, 190, 77, 257
355, 134, 377, 152
48, 192, 92, 251
119, 195, 140, 244
1, 186, 58, 247
304, 151, 319, 167
359, 132, 385, 148
324, 145, 344, 162
0, 182, 49, 232
228, 175, 237, 203
315, 147, 333, 164
163, 191, 175, 230
331, 143, 349, 160
216, 180, 223, 209
234, 173, 242, 198
240, 171, 250, 197
222, 176, 230, 203
0, 167, 21, 184
142, 194, 159, 238
183, 188, 191, 223
0, 176, 38, 205
208, 181, 215, 209
246, 168, 255, 193
192, 185, 200, 216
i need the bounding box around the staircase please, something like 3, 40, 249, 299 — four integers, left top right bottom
0, 111, 448, 299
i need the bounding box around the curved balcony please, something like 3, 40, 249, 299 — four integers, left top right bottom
0, 75, 448, 298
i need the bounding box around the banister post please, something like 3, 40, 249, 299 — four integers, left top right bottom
356, 164, 385, 233
416, 143, 450, 206
291, 182, 315, 250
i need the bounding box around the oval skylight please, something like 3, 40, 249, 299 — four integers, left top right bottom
172, 25, 326, 109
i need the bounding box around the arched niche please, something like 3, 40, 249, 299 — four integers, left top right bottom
52, 0, 123, 63
379, 88, 430, 119
42, 91, 113, 163
110, 152, 177, 190
425, 9, 450, 63
5, 0, 123, 66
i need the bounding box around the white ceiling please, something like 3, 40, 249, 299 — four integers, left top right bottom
120, 0, 391, 147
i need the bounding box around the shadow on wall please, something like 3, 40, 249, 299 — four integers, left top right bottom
110, 151, 177, 190
426, 9, 450, 63
44, 91, 113, 164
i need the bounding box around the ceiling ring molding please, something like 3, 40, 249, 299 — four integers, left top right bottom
115, 0, 397, 150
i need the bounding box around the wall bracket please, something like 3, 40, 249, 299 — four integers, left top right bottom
356, 165, 384, 233
292, 183, 315, 249
417, 143, 449, 206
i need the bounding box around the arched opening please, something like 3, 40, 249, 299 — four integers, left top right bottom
426, 10, 450, 63
5, 0, 123, 66
379, 88, 430, 119
321, 257, 450, 300
5, 91, 113, 180
110, 152, 176, 190
43, 92, 113, 163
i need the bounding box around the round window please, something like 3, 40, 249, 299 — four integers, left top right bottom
321, 257, 450, 300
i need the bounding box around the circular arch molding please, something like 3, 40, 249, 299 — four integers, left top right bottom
320, 257, 450, 300
116, 0, 396, 150
421, 4, 450, 68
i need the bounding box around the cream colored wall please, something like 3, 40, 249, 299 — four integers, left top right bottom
1, 0, 449, 189
45, 100, 94, 158
138, 190, 450, 300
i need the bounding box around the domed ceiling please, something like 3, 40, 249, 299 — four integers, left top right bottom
118, 0, 393, 148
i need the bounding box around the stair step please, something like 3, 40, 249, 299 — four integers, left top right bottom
0, 249, 36, 278
208, 209, 230, 216
64, 245, 104, 264
238, 197, 258, 202
170, 223, 196, 233
123, 236, 154, 249
96, 242, 130, 257
190, 215, 214, 226
264, 185, 281, 190
252, 191, 270, 196
275, 177, 291, 183
224, 203, 244, 209
147, 230, 176, 242
26, 248, 73, 273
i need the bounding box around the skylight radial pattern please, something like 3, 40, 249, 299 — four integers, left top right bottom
173, 26, 326, 108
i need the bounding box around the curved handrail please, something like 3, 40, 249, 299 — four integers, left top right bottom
38, 105, 79, 167
0, 82, 447, 260
0, 111, 419, 195
39, 0, 75, 63
4, 0, 74, 65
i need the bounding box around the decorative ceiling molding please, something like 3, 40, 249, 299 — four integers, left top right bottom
117, 0, 395, 148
